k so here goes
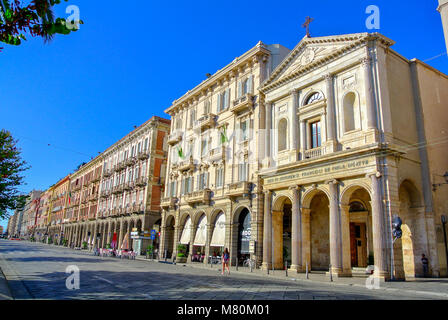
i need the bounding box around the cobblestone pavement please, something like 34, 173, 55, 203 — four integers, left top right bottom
1, 239, 447, 300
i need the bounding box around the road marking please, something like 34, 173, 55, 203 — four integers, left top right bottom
93, 276, 114, 284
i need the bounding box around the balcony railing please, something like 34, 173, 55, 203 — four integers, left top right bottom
304, 146, 325, 160
161, 197, 178, 209
123, 181, 135, 191
113, 162, 126, 172
102, 169, 112, 177
137, 151, 149, 160
100, 190, 110, 198
185, 189, 211, 205
91, 174, 101, 183
226, 181, 251, 197
194, 114, 216, 130
177, 157, 195, 172
167, 131, 183, 145
125, 157, 137, 167
112, 184, 124, 194
135, 176, 147, 187
88, 193, 98, 202
231, 93, 254, 114
208, 145, 227, 161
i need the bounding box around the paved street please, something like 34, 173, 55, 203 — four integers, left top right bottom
1, 239, 448, 300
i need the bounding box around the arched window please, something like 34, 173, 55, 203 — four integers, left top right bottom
349, 201, 366, 212
305, 92, 323, 105
343, 92, 357, 132
278, 118, 288, 151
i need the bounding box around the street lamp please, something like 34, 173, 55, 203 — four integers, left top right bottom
432, 171, 448, 191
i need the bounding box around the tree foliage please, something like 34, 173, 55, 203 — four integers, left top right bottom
0, 0, 82, 51
0, 129, 29, 219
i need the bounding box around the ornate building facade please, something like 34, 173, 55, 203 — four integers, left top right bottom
47, 176, 70, 242
160, 42, 290, 265
63, 116, 170, 253
258, 32, 448, 280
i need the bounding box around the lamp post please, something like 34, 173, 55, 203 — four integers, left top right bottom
442, 215, 448, 274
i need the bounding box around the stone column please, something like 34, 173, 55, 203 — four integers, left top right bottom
290, 90, 299, 159
173, 226, 181, 258
106, 222, 112, 245
328, 179, 343, 275
324, 74, 336, 142
289, 185, 302, 272
340, 205, 352, 276
262, 190, 272, 270
264, 102, 272, 165
424, 212, 440, 277
188, 223, 195, 262
368, 172, 389, 278
204, 223, 212, 265
301, 208, 311, 270
362, 57, 377, 130
300, 120, 306, 160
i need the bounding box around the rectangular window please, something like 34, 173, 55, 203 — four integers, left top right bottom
241, 120, 248, 141
311, 121, 321, 149
238, 162, 248, 181
201, 139, 207, 156
216, 168, 223, 187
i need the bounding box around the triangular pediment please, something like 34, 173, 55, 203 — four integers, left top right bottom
261, 32, 394, 92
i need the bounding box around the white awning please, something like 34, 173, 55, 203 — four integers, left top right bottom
210, 212, 225, 247
179, 216, 191, 244
193, 215, 207, 246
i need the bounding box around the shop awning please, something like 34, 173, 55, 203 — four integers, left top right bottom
179, 216, 191, 244
210, 212, 225, 247
193, 215, 207, 246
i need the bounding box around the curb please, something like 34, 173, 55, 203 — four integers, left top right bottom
0, 266, 13, 300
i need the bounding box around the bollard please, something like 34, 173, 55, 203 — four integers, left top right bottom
236, 258, 238, 271
306, 261, 309, 279
329, 264, 333, 282
285, 261, 288, 277
250, 260, 253, 273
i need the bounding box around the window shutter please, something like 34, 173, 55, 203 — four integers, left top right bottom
217, 93, 221, 113
238, 81, 242, 98
226, 88, 231, 109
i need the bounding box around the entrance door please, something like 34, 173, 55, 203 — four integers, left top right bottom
350, 223, 367, 267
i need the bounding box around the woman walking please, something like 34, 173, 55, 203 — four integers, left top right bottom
222, 248, 230, 275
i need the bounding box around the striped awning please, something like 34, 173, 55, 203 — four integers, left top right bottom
179, 216, 191, 244
193, 215, 207, 246
210, 212, 225, 247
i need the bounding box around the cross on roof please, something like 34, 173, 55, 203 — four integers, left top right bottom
302, 16, 314, 38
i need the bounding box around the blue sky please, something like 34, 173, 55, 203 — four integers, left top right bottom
0, 0, 446, 229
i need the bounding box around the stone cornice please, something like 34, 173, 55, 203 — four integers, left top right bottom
165, 42, 271, 115
260, 32, 395, 94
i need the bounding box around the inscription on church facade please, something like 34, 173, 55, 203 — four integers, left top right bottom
265, 156, 374, 185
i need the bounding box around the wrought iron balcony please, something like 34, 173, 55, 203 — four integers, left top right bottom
226, 181, 251, 198
131, 203, 144, 213
123, 181, 134, 191
137, 151, 149, 160
167, 131, 183, 145
135, 176, 147, 187
113, 162, 126, 172
231, 93, 254, 114
88, 193, 98, 202
112, 184, 124, 194
194, 114, 216, 130
91, 174, 101, 183
185, 189, 211, 205
100, 190, 110, 198
102, 169, 112, 177
125, 157, 137, 167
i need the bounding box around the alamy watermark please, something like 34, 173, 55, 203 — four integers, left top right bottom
65, 265, 80, 290
365, 5, 380, 30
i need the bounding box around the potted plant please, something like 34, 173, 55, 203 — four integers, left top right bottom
106, 243, 111, 249
47, 237, 52, 244
82, 241, 88, 249
53, 238, 59, 245
146, 245, 154, 259
176, 244, 187, 263
62, 239, 68, 247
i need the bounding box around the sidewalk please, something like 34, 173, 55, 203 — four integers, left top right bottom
20, 241, 448, 299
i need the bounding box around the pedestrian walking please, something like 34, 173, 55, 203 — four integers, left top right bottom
222, 248, 230, 275
421, 254, 429, 277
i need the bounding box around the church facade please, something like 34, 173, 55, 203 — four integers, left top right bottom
161, 31, 448, 280
259, 32, 448, 279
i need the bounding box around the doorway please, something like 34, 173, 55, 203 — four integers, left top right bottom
350, 222, 367, 267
